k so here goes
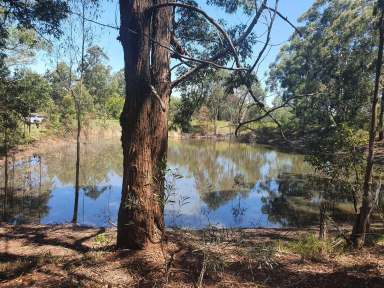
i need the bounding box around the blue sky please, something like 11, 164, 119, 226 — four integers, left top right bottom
35, 0, 314, 92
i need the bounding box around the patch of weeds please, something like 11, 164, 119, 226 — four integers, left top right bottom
286, 233, 344, 261
195, 249, 227, 287
244, 242, 279, 270
93, 233, 111, 246
205, 251, 227, 275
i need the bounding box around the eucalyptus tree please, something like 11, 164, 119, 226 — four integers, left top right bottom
269, 0, 383, 247
351, 0, 384, 249
116, 0, 298, 249
269, 0, 376, 133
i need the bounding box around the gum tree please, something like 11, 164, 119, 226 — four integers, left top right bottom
116, 0, 298, 249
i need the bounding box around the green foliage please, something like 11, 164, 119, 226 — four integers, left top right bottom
83, 46, 111, 108
207, 0, 257, 14
172, 70, 266, 133
46, 62, 71, 104
172, 94, 200, 132
305, 123, 367, 180
269, 0, 375, 132
72, 83, 94, 114
93, 233, 110, 246
105, 95, 124, 119
0, 0, 69, 68
14, 69, 52, 116
4, 28, 49, 67
268, 0, 376, 196
0, 0, 69, 151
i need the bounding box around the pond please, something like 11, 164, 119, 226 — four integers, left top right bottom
0, 138, 361, 229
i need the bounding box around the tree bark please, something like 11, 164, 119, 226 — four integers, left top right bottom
117, 0, 171, 250
319, 201, 327, 240
2, 128, 8, 221
351, 7, 384, 249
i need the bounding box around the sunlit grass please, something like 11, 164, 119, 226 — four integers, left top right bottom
282, 233, 345, 261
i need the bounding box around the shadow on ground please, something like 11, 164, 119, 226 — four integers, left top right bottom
0, 224, 383, 287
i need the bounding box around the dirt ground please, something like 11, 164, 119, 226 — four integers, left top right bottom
0, 224, 383, 288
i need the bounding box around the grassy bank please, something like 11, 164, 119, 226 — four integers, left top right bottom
0, 224, 383, 288
0, 119, 121, 165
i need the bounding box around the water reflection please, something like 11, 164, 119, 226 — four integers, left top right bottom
260, 173, 357, 227
0, 139, 374, 228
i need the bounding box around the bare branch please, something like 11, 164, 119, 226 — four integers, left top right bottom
264, 6, 302, 37
249, 0, 278, 74
235, 95, 296, 136
171, 0, 268, 88
171, 61, 188, 72
70, 11, 119, 30
150, 85, 166, 112
172, 53, 249, 71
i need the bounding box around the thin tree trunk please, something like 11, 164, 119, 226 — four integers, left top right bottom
72, 1, 86, 224
72, 108, 81, 223
351, 7, 384, 249
3, 128, 8, 221
117, 0, 171, 250
11, 154, 14, 205
378, 89, 384, 141
213, 110, 217, 136
319, 201, 327, 240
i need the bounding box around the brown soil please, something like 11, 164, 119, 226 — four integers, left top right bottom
0, 225, 383, 288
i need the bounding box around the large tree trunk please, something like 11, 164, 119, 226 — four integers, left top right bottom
351, 7, 384, 249
117, 0, 171, 250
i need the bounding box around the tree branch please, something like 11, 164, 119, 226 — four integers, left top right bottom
172, 53, 248, 71
249, 1, 278, 73
264, 6, 302, 37
170, 0, 267, 88
235, 95, 296, 137
150, 85, 166, 112
150, 2, 242, 72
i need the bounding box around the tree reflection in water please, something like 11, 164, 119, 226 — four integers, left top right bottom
1, 139, 380, 228
260, 173, 371, 227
